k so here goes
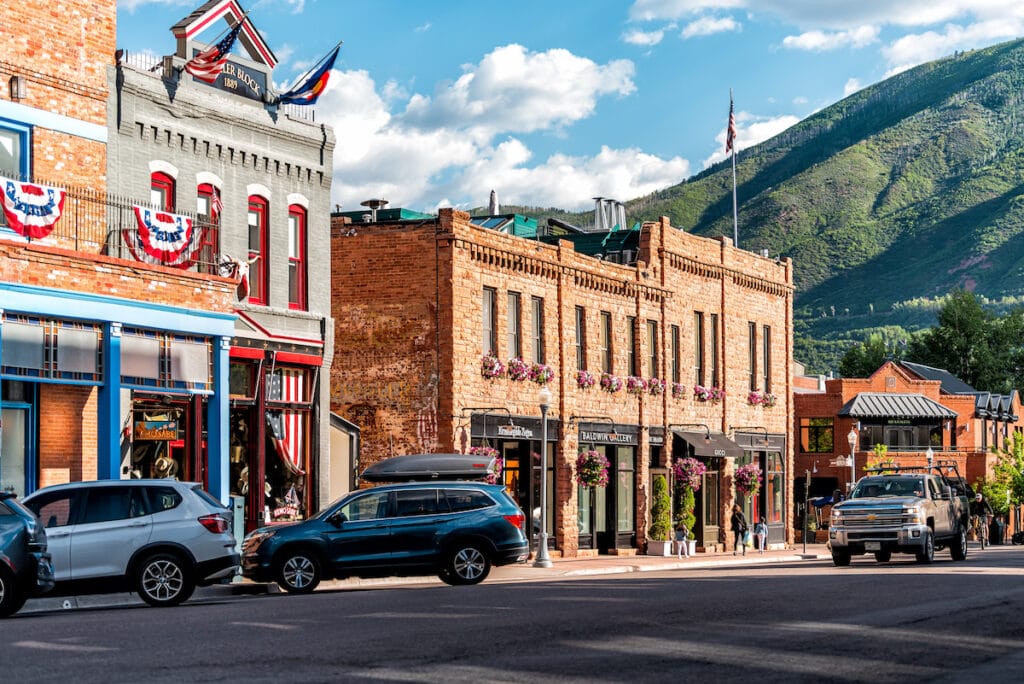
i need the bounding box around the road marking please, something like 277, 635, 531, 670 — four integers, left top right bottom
229, 621, 298, 630
13, 641, 116, 653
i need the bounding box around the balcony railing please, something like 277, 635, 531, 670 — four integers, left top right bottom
0, 173, 222, 275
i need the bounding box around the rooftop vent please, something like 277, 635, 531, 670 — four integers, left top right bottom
360, 198, 388, 222
592, 197, 626, 232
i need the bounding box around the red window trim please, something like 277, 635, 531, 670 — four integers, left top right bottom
151, 172, 175, 212
247, 195, 269, 305
287, 205, 307, 311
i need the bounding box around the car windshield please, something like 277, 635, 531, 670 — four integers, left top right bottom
0, 496, 37, 522
852, 478, 924, 498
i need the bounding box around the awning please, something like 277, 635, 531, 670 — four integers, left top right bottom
838, 392, 956, 419
672, 430, 743, 459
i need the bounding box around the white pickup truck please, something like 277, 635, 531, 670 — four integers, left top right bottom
828, 471, 970, 566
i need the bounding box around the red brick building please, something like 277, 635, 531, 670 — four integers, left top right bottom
330, 207, 795, 557
794, 360, 1023, 534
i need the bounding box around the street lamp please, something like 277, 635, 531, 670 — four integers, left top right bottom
534, 385, 553, 568
846, 427, 858, 492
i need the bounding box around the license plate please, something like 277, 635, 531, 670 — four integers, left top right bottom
865, 541, 881, 551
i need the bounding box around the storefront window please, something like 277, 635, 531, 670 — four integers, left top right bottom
264, 366, 312, 523
800, 417, 834, 453
229, 362, 256, 398
616, 446, 634, 533
766, 452, 783, 524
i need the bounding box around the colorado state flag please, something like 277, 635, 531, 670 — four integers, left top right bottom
276, 45, 340, 106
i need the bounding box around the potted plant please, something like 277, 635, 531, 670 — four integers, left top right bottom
647, 475, 673, 556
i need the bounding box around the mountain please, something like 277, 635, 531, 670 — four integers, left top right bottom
492, 38, 1024, 374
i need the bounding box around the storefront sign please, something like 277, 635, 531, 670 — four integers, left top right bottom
580, 430, 637, 445
211, 60, 267, 101
497, 424, 534, 439
134, 420, 178, 441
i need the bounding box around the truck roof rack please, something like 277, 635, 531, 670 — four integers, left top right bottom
863, 459, 972, 495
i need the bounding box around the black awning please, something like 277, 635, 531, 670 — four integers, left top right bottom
361, 453, 494, 483
837, 392, 956, 419
672, 430, 743, 459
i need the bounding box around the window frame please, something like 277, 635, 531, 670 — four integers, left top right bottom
247, 195, 269, 305
600, 311, 613, 374
748, 321, 758, 391
482, 287, 497, 355
507, 291, 522, 359
575, 305, 586, 371
670, 324, 680, 384
150, 172, 176, 212
531, 296, 545, 364
287, 204, 308, 311
762, 324, 772, 393
694, 312, 705, 387
710, 313, 720, 389
646, 320, 658, 378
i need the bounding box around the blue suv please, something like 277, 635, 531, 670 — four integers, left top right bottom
0, 492, 54, 617
242, 482, 528, 592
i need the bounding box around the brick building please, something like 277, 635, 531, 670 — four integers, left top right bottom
0, 1, 236, 499
330, 207, 795, 557
794, 360, 1023, 533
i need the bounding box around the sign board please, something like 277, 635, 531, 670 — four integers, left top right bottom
831, 456, 850, 467
134, 420, 179, 441
189, 52, 268, 102
497, 424, 534, 439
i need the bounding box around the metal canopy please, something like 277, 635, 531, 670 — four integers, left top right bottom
672, 430, 743, 459
837, 392, 957, 419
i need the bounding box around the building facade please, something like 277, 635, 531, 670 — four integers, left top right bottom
0, 1, 236, 501
330, 207, 795, 557
107, 1, 336, 530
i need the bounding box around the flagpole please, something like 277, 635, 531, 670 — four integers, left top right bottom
730, 89, 738, 248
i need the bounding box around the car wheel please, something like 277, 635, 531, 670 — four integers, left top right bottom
136, 553, 195, 607
874, 550, 892, 563
440, 543, 491, 585
831, 551, 851, 567
951, 525, 968, 561
916, 529, 935, 564
0, 567, 28, 618
276, 550, 321, 594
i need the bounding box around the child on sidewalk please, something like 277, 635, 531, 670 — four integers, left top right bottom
674, 519, 691, 559
753, 517, 768, 554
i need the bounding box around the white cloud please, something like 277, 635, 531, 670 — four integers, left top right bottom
622, 27, 669, 46
782, 26, 879, 51
681, 16, 739, 38
401, 44, 636, 138
315, 48, 684, 212
415, 22, 432, 33
793, 95, 808, 105
843, 78, 863, 96
882, 18, 1024, 75
702, 112, 800, 168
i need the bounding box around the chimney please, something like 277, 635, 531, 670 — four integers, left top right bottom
593, 197, 605, 231
489, 189, 499, 215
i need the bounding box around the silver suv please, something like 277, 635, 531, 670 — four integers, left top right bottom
23, 480, 239, 607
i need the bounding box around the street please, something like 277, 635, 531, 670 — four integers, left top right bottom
4, 545, 1023, 683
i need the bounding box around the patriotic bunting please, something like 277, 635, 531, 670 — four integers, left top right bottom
0, 176, 66, 240
125, 205, 205, 268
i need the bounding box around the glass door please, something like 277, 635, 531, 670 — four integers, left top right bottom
1, 407, 28, 496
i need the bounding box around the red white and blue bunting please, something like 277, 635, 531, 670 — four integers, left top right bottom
125, 205, 205, 268
0, 176, 67, 240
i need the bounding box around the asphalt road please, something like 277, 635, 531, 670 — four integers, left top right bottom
4, 545, 1024, 683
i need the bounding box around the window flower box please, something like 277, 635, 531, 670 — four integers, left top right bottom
575, 369, 596, 390
506, 357, 529, 381
600, 373, 622, 393
528, 362, 554, 385
625, 376, 648, 396
671, 382, 686, 399
693, 384, 724, 403
481, 354, 504, 379
648, 378, 665, 396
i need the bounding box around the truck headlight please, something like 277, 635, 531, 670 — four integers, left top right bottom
903, 508, 924, 524
831, 509, 843, 526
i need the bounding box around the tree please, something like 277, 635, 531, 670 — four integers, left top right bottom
907, 290, 994, 388
838, 333, 895, 378
648, 475, 672, 542
982, 433, 1024, 515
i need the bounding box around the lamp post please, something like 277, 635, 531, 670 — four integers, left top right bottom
534, 385, 553, 568
847, 427, 858, 493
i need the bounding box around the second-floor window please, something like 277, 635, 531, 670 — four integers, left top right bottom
710, 313, 720, 388
196, 183, 220, 272
694, 312, 705, 386
670, 324, 680, 383
600, 311, 612, 373
247, 195, 269, 305
748, 321, 758, 391
0, 121, 30, 231
151, 172, 175, 211
575, 306, 586, 370
646, 320, 658, 378
800, 418, 834, 453
287, 205, 307, 310
762, 325, 772, 393
627, 316, 637, 375
507, 292, 521, 359
482, 287, 497, 355
531, 296, 545, 364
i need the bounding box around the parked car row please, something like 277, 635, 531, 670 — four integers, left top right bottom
1, 473, 529, 617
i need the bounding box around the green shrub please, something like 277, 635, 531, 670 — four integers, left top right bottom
649, 475, 672, 541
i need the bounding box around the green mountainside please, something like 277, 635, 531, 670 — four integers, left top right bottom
489, 39, 1024, 374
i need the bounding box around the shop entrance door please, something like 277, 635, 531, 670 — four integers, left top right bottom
0, 405, 30, 497
695, 467, 720, 549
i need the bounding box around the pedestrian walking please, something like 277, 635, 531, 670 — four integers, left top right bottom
731, 504, 748, 556
674, 519, 691, 559
753, 516, 768, 554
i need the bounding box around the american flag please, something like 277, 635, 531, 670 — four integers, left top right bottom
211, 187, 223, 216
266, 368, 307, 475
725, 96, 737, 154
184, 23, 243, 84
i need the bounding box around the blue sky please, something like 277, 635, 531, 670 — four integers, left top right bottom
117, 0, 1024, 212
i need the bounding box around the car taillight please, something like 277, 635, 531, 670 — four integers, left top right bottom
198, 514, 229, 534
503, 513, 525, 531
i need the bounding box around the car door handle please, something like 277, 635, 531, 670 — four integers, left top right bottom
48, 530, 70, 538
130, 520, 148, 526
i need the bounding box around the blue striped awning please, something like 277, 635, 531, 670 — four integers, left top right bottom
837, 392, 956, 419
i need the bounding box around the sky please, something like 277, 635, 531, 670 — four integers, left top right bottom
116, 0, 1024, 213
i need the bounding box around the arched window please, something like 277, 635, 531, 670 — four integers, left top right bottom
197, 183, 221, 274
287, 204, 307, 310
247, 195, 269, 305
150, 172, 175, 211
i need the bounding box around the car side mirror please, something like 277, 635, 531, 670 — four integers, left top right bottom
328, 511, 346, 527
942, 486, 952, 500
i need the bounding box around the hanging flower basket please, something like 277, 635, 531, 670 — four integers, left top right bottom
648, 378, 665, 396
747, 390, 778, 408
734, 462, 762, 497
469, 445, 502, 484
481, 354, 505, 379
600, 373, 622, 393
575, 450, 609, 488
672, 457, 706, 491
626, 376, 648, 396
671, 382, 686, 399
507, 357, 529, 381
694, 384, 725, 403
528, 362, 554, 385
575, 369, 596, 390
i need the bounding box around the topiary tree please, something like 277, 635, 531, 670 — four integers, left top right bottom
679, 485, 696, 540
649, 475, 672, 542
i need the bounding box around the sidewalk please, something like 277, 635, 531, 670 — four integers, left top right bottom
20, 544, 832, 615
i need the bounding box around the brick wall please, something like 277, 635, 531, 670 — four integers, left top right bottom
38, 384, 97, 486
331, 208, 795, 555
